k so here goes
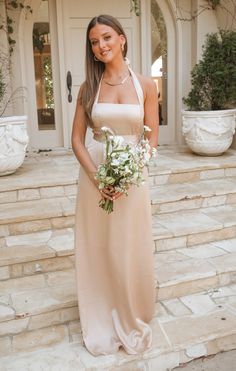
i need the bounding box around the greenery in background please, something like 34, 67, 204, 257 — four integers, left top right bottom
130, 0, 140, 16
176, 0, 236, 28
33, 28, 45, 54
183, 30, 236, 111
0, 52, 25, 116
151, 0, 167, 59
0, 69, 6, 105
0, 1, 32, 116
208, 0, 221, 10
0, 0, 32, 55
176, 0, 236, 111
43, 56, 54, 109
0, 52, 9, 116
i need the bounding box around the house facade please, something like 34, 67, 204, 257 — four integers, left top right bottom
1, 0, 235, 150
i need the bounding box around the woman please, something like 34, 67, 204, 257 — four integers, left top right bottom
71, 14, 159, 356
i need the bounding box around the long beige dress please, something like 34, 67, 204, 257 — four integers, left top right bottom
74, 67, 156, 356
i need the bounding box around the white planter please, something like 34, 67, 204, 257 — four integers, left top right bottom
181, 109, 236, 156
0, 115, 29, 176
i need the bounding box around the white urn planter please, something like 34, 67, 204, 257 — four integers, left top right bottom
182, 109, 236, 156
0, 115, 29, 176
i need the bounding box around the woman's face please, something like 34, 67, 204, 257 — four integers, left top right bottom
89, 23, 125, 63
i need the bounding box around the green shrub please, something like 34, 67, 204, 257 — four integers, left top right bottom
183, 30, 236, 111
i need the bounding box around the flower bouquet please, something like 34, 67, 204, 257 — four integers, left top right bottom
95, 126, 157, 214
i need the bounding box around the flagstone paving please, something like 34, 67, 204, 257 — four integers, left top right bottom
1, 146, 236, 369
0, 146, 236, 194
173, 348, 236, 371
1, 239, 236, 355
1, 284, 236, 370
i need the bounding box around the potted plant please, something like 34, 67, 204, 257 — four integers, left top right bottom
0, 0, 31, 176
0, 60, 29, 176
182, 30, 236, 156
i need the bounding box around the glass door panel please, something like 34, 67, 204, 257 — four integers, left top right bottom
33, 0, 55, 131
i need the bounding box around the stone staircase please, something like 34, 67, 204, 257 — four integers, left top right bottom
1, 147, 236, 370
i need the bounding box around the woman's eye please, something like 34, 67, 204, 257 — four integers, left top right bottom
104, 36, 111, 41
91, 40, 98, 46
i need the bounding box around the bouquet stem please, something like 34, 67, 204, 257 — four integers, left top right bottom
99, 198, 114, 214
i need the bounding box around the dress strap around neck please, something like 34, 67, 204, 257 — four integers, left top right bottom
128, 66, 144, 113
128, 67, 144, 106
94, 73, 104, 104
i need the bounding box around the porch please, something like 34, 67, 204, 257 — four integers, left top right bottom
1, 146, 236, 369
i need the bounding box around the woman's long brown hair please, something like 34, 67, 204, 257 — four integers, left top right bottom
79, 15, 128, 127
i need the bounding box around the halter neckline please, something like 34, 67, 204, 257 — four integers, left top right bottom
94, 66, 144, 110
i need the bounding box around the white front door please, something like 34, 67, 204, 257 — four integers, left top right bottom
24, 0, 64, 150
24, 0, 176, 149
56, 0, 141, 148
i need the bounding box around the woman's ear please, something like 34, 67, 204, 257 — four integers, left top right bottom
119, 34, 126, 47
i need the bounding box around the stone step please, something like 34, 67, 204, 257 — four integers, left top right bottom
1, 237, 236, 303
0, 197, 75, 237
153, 204, 236, 252
1, 283, 236, 369
0, 182, 78, 205
155, 239, 236, 300
148, 152, 236, 187
1, 203, 236, 273
150, 176, 236, 214
1, 240, 236, 350
1, 219, 236, 279
1, 149, 236, 205
1, 164, 236, 206
1, 176, 236, 235
2, 180, 236, 238
0, 149, 236, 365
0, 228, 75, 272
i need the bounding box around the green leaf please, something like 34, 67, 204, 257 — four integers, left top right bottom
183, 30, 236, 110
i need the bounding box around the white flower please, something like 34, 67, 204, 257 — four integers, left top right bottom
124, 166, 132, 174
152, 147, 158, 157
143, 125, 151, 132
144, 152, 151, 162
112, 135, 125, 146
95, 126, 156, 214
111, 159, 120, 166
101, 126, 108, 132
101, 126, 114, 135
119, 153, 129, 161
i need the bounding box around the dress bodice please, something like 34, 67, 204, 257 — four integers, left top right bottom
91, 67, 144, 141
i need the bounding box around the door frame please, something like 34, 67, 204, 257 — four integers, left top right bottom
140, 0, 177, 145
56, 0, 142, 149
20, 0, 64, 150
20, 0, 181, 149
55, 0, 69, 148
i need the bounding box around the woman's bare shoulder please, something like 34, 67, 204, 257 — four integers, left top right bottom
135, 73, 153, 84
135, 73, 156, 98
77, 81, 86, 103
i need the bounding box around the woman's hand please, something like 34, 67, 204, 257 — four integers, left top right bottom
100, 185, 125, 201
87, 174, 117, 200
86, 172, 117, 200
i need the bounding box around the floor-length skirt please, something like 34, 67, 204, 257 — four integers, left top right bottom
74, 138, 156, 356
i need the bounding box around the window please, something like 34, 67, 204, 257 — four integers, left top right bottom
32, 0, 55, 130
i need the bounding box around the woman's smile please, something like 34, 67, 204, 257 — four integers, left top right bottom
89, 23, 125, 62
100, 49, 111, 56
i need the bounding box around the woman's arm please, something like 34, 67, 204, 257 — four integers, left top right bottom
142, 77, 159, 151
71, 88, 114, 201
71, 89, 98, 186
